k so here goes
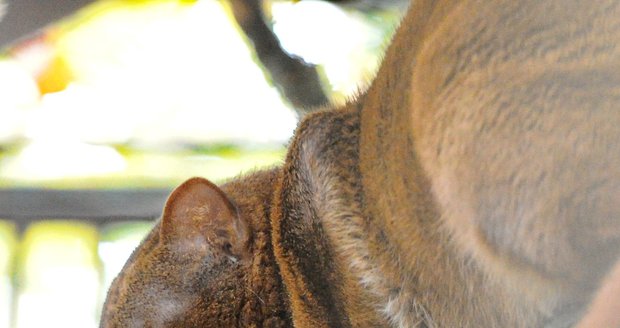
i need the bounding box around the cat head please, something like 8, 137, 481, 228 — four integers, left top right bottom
100, 171, 291, 327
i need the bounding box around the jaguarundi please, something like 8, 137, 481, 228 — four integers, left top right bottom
101, 0, 620, 326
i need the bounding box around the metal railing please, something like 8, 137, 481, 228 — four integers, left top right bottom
0, 188, 171, 230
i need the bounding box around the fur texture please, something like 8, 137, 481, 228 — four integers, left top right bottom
101, 1, 620, 327
100, 170, 291, 327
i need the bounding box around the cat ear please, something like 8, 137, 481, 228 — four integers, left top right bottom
160, 177, 250, 258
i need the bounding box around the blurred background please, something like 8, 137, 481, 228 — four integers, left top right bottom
0, 0, 401, 327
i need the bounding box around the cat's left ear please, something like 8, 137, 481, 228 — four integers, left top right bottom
160, 177, 250, 258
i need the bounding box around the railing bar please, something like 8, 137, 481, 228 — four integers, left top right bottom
0, 188, 170, 227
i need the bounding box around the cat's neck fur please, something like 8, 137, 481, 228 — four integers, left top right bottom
275, 110, 541, 327
357, 0, 620, 326
273, 1, 619, 326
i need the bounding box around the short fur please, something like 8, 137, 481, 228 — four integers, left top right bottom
101, 0, 620, 327
100, 170, 292, 327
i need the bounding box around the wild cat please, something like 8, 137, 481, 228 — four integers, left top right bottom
101, 1, 620, 327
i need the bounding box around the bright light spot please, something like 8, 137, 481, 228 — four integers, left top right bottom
272, 0, 382, 95
25, 84, 136, 144
1, 140, 126, 180
272, 1, 358, 64
0, 276, 10, 328
16, 268, 100, 328
16, 223, 100, 328
0, 222, 15, 328
0, 221, 16, 277
51, 0, 297, 147
0, 60, 40, 142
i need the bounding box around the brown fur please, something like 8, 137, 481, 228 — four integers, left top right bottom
101, 0, 620, 327
100, 169, 291, 327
